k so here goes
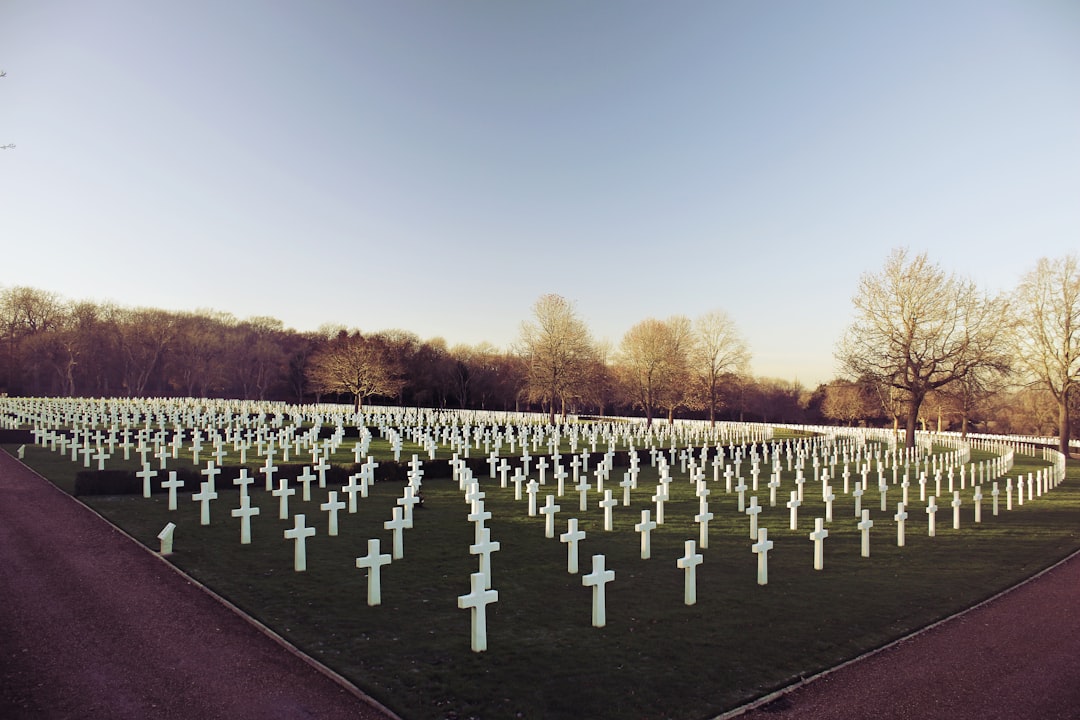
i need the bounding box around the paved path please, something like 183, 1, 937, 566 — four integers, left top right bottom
0, 449, 398, 720
724, 541, 1080, 720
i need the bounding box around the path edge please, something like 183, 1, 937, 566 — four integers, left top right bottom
711, 536, 1080, 719
2, 447, 404, 720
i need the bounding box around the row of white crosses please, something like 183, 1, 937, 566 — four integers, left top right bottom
4, 397, 1066, 654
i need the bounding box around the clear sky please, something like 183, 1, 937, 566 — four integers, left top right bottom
2, 1, 1078, 387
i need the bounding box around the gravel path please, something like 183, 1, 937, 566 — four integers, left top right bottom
722, 540, 1080, 720
0, 449, 398, 720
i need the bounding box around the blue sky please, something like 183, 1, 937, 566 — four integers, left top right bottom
2, 1, 1078, 386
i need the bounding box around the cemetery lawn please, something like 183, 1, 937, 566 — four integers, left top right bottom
11, 444, 1080, 720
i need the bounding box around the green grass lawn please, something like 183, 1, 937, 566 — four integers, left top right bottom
9, 439, 1078, 720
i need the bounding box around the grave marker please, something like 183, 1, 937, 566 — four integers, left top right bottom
582, 554, 615, 628
355, 538, 392, 606
284, 514, 316, 572
158, 522, 176, 555
677, 540, 703, 606
458, 572, 498, 652
809, 518, 828, 570
752, 528, 773, 586
560, 518, 586, 574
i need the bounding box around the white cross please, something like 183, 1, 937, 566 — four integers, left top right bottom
383, 506, 409, 560
356, 538, 392, 606
199, 461, 221, 494
677, 540, 703, 606
560, 518, 586, 574
619, 472, 634, 506
599, 490, 618, 531
553, 465, 568, 496
735, 478, 748, 512
468, 503, 491, 545
695, 505, 715, 549
526, 479, 540, 516
321, 491, 346, 536
343, 473, 363, 513
576, 476, 591, 512
458, 571, 498, 652
752, 528, 774, 586
858, 509, 874, 557
894, 502, 908, 547
652, 483, 668, 524
809, 517, 828, 570
470, 526, 501, 590
635, 509, 657, 560
397, 486, 420, 528
787, 491, 801, 530
161, 471, 183, 510
192, 481, 218, 526
234, 468, 254, 501
581, 554, 615, 628
284, 514, 316, 572
231, 494, 260, 545
745, 496, 763, 539
273, 479, 296, 520
297, 466, 316, 501
315, 457, 330, 488
136, 463, 158, 499
540, 495, 561, 538
261, 457, 278, 492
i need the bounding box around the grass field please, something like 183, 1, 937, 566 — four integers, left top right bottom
9, 437, 1078, 720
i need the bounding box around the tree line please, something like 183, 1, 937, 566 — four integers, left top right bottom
2, 249, 1076, 452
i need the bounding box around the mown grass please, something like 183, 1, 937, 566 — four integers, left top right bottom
9, 440, 1079, 720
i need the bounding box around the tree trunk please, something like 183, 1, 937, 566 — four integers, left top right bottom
1060, 390, 1071, 456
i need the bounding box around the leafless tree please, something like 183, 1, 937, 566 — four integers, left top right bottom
690, 310, 750, 426
518, 294, 596, 423
821, 379, 876, 426
1013, 254, 1080, 454
306, 331, 405, 411
616, 317, 690, 425
837, 248, 1012, 448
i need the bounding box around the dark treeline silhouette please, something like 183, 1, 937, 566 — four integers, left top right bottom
0, 286, 818, 423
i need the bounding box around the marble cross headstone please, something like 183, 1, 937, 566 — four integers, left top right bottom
458, 571, 498, 652
560, 518, 586, 574
858, 509, 874, 557
677, 539, 703, 606
581, 554, 615, 628
809, 517, 828, 570
635, 509, 657, 560
356, 538, 392, 606
231, 494, 260, 545
284, 513, 316, 572
752, 528, 773, 586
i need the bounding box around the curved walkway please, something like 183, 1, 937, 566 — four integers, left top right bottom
723, 540, 1080, 720
0, 449, 398, 720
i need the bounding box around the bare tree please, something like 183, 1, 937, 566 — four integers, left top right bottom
306, 331, 405, 411
837, 248, 1011, 448
821, 379, 876, 426
1013, 254, 1080, 454
690, 310, 750, 426
518, 294, 596, 423
617, 317, 690, 425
